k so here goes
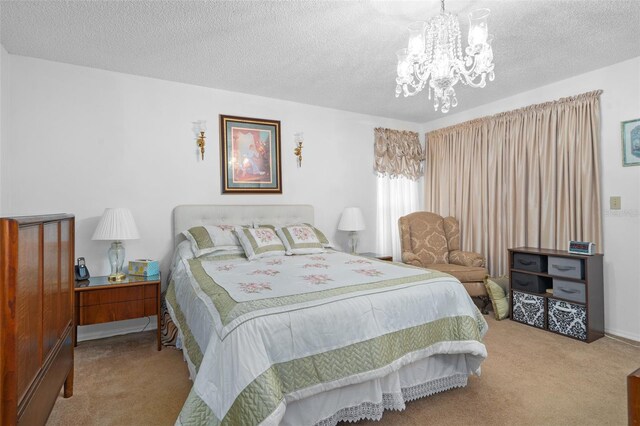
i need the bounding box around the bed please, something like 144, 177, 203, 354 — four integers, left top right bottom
165, 204, 487, 425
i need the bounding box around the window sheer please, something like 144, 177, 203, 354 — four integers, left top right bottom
374, 128, 423, 260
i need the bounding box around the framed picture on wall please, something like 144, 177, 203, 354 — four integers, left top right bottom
219, 115, 282, 193
621, 118, 640, 167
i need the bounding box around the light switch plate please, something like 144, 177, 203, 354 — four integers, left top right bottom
610, 196, 621, 210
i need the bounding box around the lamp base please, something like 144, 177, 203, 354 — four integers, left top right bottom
348, 231, 359, 254
108, 241, 126, 282
107, 272, 126, 283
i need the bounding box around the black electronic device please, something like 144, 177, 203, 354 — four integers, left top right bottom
74, 257, 90, 281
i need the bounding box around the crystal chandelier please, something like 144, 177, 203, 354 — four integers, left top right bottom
395, 0, 495, 113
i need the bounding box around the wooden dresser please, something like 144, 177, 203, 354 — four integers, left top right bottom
0, 214, 75, 425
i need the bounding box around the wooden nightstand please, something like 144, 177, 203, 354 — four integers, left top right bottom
359, 252, 393, 262
74, 274, 161, 350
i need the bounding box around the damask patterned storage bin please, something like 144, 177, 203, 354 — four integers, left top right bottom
512, 291, 545, 329
548, 298, 587, 341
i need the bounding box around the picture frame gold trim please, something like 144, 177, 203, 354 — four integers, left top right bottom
219, 115, 282, 193
621, 118, 640, 167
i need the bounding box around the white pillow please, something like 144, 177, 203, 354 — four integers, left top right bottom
234, 226, 286, 260
182, 225, 244, 258
276, 224, 325, 255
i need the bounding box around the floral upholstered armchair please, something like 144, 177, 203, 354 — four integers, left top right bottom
398, 212, 490, 313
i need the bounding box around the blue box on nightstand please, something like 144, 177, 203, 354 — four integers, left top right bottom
128, 259, 159, 276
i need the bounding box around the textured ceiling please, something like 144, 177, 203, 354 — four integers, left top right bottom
2, 1, 639, 123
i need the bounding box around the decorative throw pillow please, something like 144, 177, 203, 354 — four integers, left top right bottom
182, 225, 243, 258
276, 224, 325, 255
303, 223, 333, 248
254, 223, 333, 248
234, 226, 286, 260
485, 276, 510, 320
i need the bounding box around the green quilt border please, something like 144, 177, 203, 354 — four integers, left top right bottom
178, 314, 484, 426
166, 280, 204, 371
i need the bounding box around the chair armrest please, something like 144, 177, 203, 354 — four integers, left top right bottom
449, 250, 485, 268
401, 251, 425, 267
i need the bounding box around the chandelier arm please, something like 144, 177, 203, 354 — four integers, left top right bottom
460, 72, 487, 88
396, 79, 424, 97
406, 67, 428, 92
453, 56, 492, 88
413, 65, 431, 85
403, 80, 425, 97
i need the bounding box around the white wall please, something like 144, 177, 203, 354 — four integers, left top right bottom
0, 5, 3, 213
423, 57, 640, 341
0, 43, 7, 213
2, 54, 422, 340
0, 44, 3, 214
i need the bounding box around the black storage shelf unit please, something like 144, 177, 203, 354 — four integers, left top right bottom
508, 247, 604, 343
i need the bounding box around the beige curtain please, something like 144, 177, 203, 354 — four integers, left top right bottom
374, 128, 424, 180
425, 90, 603, 276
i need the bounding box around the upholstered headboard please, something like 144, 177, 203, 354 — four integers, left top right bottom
172, 204, 314, 246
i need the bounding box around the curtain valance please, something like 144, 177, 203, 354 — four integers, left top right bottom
374, 128, 424, 180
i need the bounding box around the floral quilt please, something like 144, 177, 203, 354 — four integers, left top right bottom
200, 251, 430, 300
166, 249, 488, 426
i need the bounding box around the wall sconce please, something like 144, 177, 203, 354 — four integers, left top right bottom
195, 120, 206, 160
294, 132, 303, 167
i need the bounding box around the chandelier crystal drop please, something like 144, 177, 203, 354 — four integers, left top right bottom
395, 0, 495, 113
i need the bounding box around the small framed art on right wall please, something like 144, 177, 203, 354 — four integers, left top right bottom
621, 118, 640, 166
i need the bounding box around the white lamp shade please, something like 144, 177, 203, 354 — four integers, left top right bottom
92, 208, 140, 241
338, 207, 366, 231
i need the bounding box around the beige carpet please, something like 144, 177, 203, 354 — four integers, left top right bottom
48, 316, 639, 426
47, 332, 191, 426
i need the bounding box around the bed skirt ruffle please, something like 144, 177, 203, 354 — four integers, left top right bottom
313, 373, 468, 426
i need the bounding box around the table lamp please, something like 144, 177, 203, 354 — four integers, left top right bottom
92, 207, 140, 282
338, 207, 366, 254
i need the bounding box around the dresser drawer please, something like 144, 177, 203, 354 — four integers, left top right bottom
547, 298, 587, 340
512, 291, 545, 329
553, 279, 586, 303
511, 271, 551, 294
548, 256, 583, 279
513, 253, 547, 272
